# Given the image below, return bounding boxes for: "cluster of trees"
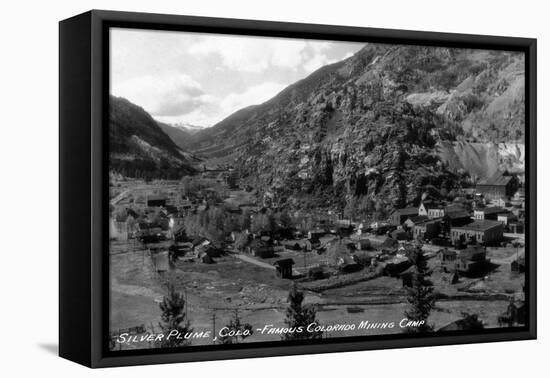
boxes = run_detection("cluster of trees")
[184,206,235,246]
[184,204,299,246]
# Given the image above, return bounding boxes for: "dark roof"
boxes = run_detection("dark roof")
[414,218,440,227]
[458,245,487,261]
[147,194,167,201]
[407,215,429,224]
[274,258,295,267]
[138,222,161,230]
[393,207,418,216]
[439,249,457,256]
[445,209,471,219]
[191,236,207,246]
[477,172,513,186]
[452,220,502,232]
[248,239,269,249]
[476,206,507,215]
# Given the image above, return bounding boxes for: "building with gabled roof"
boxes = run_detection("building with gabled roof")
[390,207,419,226]
[476,172,518,200]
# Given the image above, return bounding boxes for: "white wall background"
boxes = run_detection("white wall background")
[0,0,546,376]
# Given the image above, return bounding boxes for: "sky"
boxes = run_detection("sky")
[110,28,364,127]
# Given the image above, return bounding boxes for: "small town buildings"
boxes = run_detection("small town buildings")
[308,229,326,241]
[274,259,294,279]
[508,222,525,234]
[169,242,194,258]
[198,252,214,264]
[247,239,274,258]
[444,206,472,227]
[195,244,223,259]
[497,213,518,226]
[391,229,410,241]
[413,219,440,240]
[511,256,525,273]
[438,249,458,272]
[384,256,411,277]
[335,224,354,237]
[379,236,398,251]
[403,215,429,230]
[152,251,170,273]
[147,195,167,207]
[390,207,419,226]
[282,239,312,251]
[418,200,444,218]
[400,266,417,287]
[427,205,445,219]
[499,298,526,326]
[476,172,518,200]
[109,216,132,241]
[455,245,490,275]
[473,206,508,220]
[450,220,504,246]
[137,222,163,237]
[308,267,326,280]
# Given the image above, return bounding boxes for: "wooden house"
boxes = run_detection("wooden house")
[390,207,419,226]
[413,219,440,240]
[476,172,518,200]
[247,239,274,258]
[274,259,295,279]
[438,249,458,272]
[455,245,490,275]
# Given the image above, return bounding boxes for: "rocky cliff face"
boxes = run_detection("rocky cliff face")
[438,141,524,181]
[188,44,525,211]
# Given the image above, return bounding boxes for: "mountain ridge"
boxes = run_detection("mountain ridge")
[109,95,197,180]
[182,43,525,211]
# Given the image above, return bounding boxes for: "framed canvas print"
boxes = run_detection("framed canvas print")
[59,10,537,368]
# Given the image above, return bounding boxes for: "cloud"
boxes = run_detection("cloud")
[112,74,207,117]
[220,82,286,115]
[110,28,365,126]
[155,82,287,127]
[189,36,308,73]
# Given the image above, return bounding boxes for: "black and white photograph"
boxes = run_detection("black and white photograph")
[2,0,548,375]
[107,27,529,351]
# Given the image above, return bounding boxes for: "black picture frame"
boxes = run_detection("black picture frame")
[59,9,537,368]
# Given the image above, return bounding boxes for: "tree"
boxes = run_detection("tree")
[158,285,192,348]
[404,245,436,333]
[219,310,253,344]
[283,284,322,340]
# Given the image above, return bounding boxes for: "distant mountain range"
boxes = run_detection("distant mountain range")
[110,43,525,211]
[109,96,198,180]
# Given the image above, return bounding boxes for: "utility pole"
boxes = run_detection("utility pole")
[211,312,216,345]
